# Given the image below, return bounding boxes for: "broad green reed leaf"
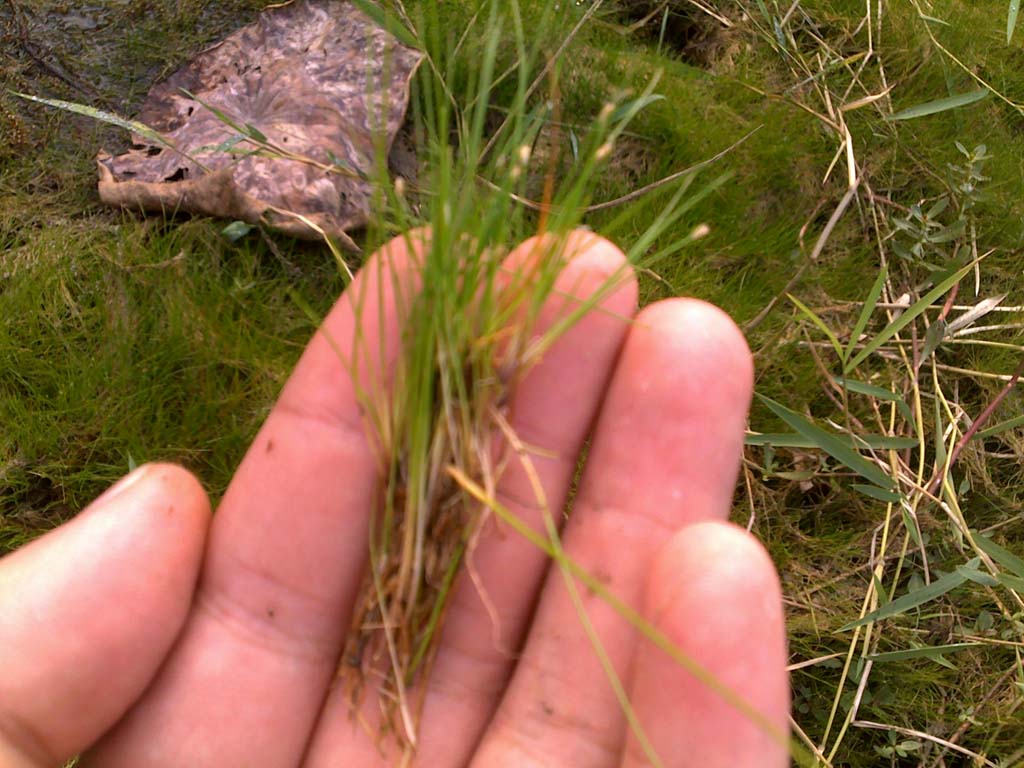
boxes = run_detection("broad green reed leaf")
[886,89,989,121]
[1009,0,1021,43]
[844,261,976,372]
[844,264,888,364]
[972,531,1024,579]
[834,376,901,401]
[835,377,915,423]
[902,507,924,549]
[852,484,903,503]
[956,563,998,587]
[755,394,896,489]
[977,414,1024,439]
[872,573,890,609]
[745,433,917,450]
[840,563,974,630]
[998,573,1024,592]
[867,642,981,663]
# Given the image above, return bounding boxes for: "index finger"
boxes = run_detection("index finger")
[84,230,427,767]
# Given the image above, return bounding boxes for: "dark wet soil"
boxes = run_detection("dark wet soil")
[0,0,265,162]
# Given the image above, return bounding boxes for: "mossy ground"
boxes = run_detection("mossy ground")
[2,0,1023,764]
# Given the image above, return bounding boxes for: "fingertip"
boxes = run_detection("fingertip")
[129,462,211,571]
[635,298,754,404]
[581,298,752,532]
[648,521,783,637]
[625,521,789,768]
[132,461,212,517]
[376,225,432,266]
[504,229,634,289]
[562,227,625,264]
[81,463,211,577]
[561,229,638,309]
[0,463,211,766]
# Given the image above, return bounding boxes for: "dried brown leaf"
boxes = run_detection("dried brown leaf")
[97,0,423,244]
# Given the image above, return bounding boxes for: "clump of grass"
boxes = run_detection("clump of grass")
[724,0,1024,763]
[333,0,728,752]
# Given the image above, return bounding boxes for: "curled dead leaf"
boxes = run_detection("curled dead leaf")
[97,0,423,246]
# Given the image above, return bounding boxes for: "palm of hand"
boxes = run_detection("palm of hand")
[0,231,787,768]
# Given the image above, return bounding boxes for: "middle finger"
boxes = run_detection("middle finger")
[303,230,637,767]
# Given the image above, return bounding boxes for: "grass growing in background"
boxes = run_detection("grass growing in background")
[3,0,1024,764]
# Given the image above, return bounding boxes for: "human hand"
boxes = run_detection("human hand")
[0,230,789,767]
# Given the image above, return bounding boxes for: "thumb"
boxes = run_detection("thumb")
[0,463,210,767]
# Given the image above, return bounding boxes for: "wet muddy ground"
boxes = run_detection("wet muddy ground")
[0,0,265,178]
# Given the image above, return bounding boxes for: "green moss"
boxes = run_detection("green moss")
[0,217,341,535]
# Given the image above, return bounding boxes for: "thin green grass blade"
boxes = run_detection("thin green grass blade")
[934,395,948,467]
[1009,0,1021,43]
[886,89,990,121]
[845,261,975,372]
[181,91,253,146]
[347,0,422,49]
[788,294,843,359]
[755,394,896,489]
[867,642,981,663]
[610,93,665,123]
[639,173,733,269]
[406,537,466,681]
[541,494,663,767]
[844,265,887,364]
[12,91,166,146]
[244,122,268,143]
[840,565,972,630]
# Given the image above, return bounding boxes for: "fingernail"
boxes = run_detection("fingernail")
[93,464,154,507]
